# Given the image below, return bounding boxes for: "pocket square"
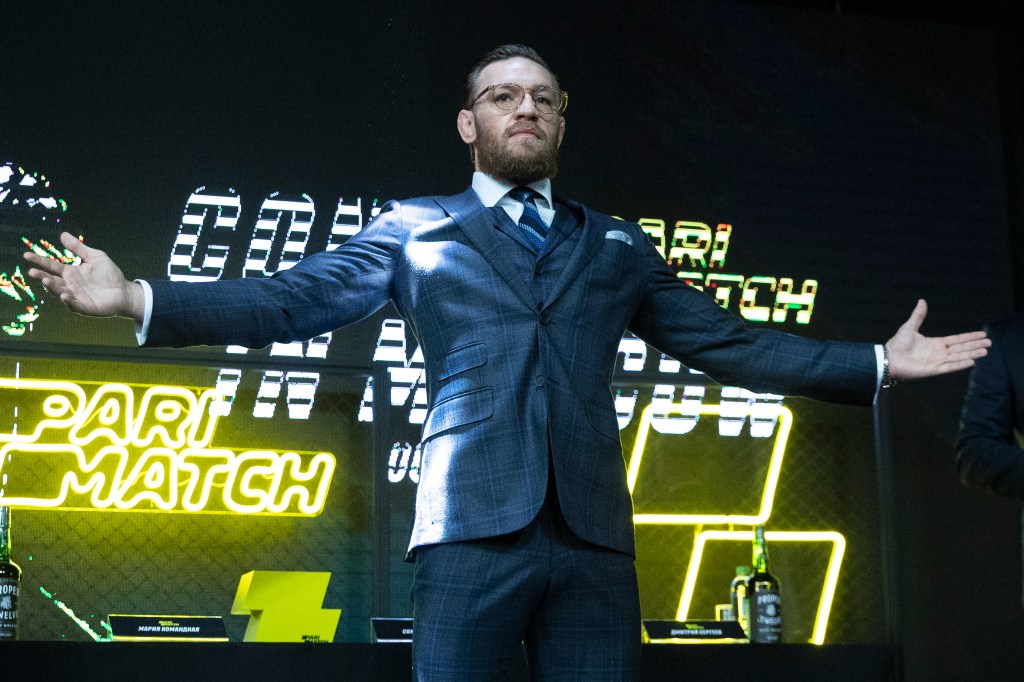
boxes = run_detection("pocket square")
[605,230,633,246]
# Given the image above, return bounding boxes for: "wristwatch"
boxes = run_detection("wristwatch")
[881,344,897,388]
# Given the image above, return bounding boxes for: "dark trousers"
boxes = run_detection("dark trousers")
[410,488,641,681]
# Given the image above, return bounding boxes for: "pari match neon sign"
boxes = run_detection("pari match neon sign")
[0,378,336,515]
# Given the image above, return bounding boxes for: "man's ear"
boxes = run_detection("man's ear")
[457,109,477,144]
[557,116,565,148]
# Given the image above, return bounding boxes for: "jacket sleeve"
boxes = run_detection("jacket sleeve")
[143,200,405,349]
[627,233,878,405]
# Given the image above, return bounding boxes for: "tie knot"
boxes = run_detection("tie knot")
[507,186,548,251]
[508,186,539,207]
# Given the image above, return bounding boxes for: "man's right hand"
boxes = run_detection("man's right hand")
[23,231,145,323]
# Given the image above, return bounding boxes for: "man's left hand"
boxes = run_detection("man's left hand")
[887,299,990,380]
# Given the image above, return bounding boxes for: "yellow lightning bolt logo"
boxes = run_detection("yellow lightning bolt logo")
[231,571,340,642]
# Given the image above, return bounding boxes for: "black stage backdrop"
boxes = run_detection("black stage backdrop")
[0,1,1018,678]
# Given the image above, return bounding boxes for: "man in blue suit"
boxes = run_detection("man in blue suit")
[26,44,989,681]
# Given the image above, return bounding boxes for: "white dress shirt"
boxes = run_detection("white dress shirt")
[472,171,554,227]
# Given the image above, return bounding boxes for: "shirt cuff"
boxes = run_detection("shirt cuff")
[134,279,153,346]
[873,343,884,403]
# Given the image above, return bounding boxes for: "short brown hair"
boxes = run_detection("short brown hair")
[462,44,559,109]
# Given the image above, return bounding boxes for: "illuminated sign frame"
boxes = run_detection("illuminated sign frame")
[676,529,846,645]
[626,401,792,525]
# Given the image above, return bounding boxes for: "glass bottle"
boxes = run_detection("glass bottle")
[745,525,781,643]
[0,506,22,640]
[730,565,752,634]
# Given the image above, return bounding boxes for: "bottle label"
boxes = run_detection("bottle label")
[0,577,19,640]
[749,589,781,643]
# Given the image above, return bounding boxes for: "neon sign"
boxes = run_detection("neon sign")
[627,402,792,526]
[626,401,846,644]
[0,266,39,337]
[166,187,818,325]
[0,378,335,515]
[0,162,70,338]
[676,530,846,645]
[636,219,817,324]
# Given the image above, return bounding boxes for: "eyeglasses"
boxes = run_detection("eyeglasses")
[471,83,568,117]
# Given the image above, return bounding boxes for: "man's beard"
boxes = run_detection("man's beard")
[475,125,559,185]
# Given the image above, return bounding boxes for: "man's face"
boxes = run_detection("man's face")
[457,57,565,185]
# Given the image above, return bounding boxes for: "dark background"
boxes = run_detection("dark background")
[2,1,1022,679]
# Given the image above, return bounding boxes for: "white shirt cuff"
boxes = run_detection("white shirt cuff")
[873,343,884,403]
[134,279,153,346]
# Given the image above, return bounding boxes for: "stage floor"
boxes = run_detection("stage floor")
[7,641,895,681]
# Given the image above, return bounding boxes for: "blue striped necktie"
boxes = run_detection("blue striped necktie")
[508,186,549,251]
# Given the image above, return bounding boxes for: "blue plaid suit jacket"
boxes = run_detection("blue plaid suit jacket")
[145,187,877,556]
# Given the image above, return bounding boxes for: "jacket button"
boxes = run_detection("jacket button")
[540,312,551,325]
[536,375,546,386]
[536,302,544,311]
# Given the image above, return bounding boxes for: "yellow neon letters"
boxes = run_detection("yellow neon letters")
[0,378,335,515]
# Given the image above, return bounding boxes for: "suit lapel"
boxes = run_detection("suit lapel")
[491,205,543,255]
[434,189,537,311]
[435,190,608,314]
[543,199,606,309]
[537,202,573,259]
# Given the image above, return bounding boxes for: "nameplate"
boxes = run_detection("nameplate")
[108,614,229,642]
[643,619,747,643]
[370,617,413,643]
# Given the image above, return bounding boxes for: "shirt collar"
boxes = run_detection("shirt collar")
[472,172,553,210]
